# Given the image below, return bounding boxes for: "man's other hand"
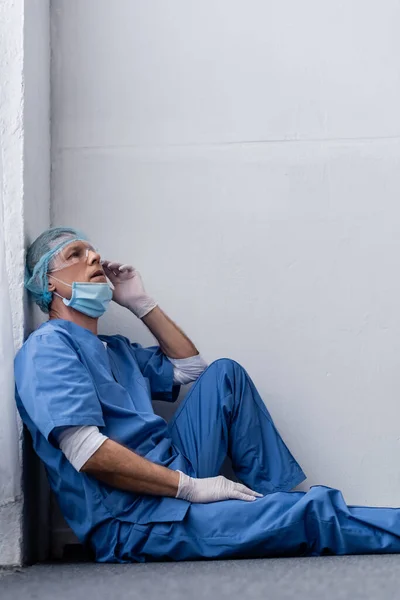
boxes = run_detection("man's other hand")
[176,471,263,503]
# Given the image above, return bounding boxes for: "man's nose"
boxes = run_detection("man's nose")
[87,249,101,264]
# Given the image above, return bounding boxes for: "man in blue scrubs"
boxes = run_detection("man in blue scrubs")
[15,227,400,562]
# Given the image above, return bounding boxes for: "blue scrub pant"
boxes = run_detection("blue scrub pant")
[118,359,400,561]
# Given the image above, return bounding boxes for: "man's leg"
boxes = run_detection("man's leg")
[168,358,306,494]
[118,486,400,562]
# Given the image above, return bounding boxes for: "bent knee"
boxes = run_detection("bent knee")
[206,357,246,375]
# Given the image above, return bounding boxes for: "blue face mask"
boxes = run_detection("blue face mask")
[49,276,113,318]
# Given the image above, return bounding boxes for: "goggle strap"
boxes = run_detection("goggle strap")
[48,274,72,288]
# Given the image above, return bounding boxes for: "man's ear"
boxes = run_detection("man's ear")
[47,277,56,292]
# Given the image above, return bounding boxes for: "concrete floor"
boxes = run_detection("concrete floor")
[1,556,400,600]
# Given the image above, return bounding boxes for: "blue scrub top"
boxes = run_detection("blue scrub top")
[14,319,191,544]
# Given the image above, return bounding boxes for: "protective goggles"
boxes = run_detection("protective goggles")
[48,241,100,273]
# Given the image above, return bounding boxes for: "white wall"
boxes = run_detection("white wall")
[0,0,26,566]
[0,0,50,566]
[52,0,400,506]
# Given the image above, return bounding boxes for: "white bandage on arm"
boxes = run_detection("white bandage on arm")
[56,425,109,472]
[168,354,208,385]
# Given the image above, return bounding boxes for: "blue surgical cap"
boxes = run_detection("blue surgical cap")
[25,227,90,313]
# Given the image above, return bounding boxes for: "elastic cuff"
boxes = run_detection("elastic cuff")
[175,470,191,500]
[131,298,158,319]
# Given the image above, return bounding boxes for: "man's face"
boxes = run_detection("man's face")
[48,240,107,299]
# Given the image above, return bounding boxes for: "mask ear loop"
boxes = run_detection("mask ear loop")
[47,274,72,301]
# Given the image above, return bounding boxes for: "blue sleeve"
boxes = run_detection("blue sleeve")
[14,332,105,442]
[130,343,180,402]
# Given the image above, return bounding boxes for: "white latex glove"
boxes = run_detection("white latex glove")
[176,471,263,503]
[101,261,158,319]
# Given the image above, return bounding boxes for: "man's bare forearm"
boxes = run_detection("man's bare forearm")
[141,305,198,359]
[80,438,180,496]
